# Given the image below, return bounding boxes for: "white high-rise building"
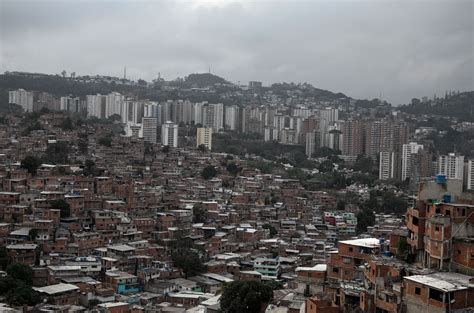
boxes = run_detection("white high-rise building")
[305,132,318,157]
[202,103,224,132]
[144,102,159,118]
[182,100,194,124]
[193,102,206,125]
[196,127,213,150]
[438,153,464,180]
[273,115,286,131]
[264,127,279,142]
[467,160,474,190]
[105,92,124,118]
[379,151,397,180]
[142,117,158,143]
[401,142,424,181]
[86,94,106,119]
[60,96,82,113]
[161,121,178,148]
[124,122,143,138]
[225,105,239,131]
[122,101,144,124]
[9,89,34,112]
[319,107,339,147]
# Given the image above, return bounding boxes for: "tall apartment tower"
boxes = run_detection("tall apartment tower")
[401,142,424,181]
[438,153,464,180]
[365,120,408,159]
[379,151,397,180]
[467,160,474,190]
[319,108,339,148]
[142,117,158,143]
[161,121,178,148]
[305,131,319,157]
[122,101,145,124]
[9,89,34,112]
[225,105,239,131]
[196,127,213,150]
[105,92,124,118]
[86,94,106,119]
[60,96,83,114]
[340,119,364,156]
[202,103,224,132]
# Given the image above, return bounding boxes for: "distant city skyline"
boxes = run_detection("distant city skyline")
[1,0,472,105]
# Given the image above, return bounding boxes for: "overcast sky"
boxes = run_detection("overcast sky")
[1,0,472,104]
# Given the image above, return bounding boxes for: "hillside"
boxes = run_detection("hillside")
[400,91,474,121]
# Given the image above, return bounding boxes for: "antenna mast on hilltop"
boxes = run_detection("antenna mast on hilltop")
[124,66,127,80]
[208,66,211,74]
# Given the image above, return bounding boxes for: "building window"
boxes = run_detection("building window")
[428,288,443,302]
[415,287,421,295]
[348,247,353,252]
[435,226,440,232]
[332,267,339,273]
[462,208,466,216]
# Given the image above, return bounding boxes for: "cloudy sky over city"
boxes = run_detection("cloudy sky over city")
[1,0,472,104]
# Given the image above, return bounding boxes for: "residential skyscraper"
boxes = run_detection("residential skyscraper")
[319,107,339,147]
[305,131,319,157]
[60,96,82,114]
[379,151,397,180]
[161,121,178,148]
[142,117,158,143]
[467,160,474,190]
[340,119,364,156]
[9,89,34,112]
[438,153,464,180]
[225,105,239,131]
[86,94,106,119]
[401,142,424,181]
[105,92,124,118]
[196,127,213,150]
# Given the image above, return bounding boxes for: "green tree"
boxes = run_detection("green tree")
[162,145,170,154]
[50,199,71,218]
[20,155,42,175]
[337,200,346,211]
[201,165,217,180]
[0,246,9,270]
[98,136,112,147]
[44,142,70,164]
[0,264,40,306]
[7,263,33,285]
[29,228,38,241]
[396,236,410,261]
[353,156,374,173]
[226,163,241,176]
[61,117,74,130]
[356,208,375,233]
[193,203,207,223]
[220,281,273,313]
[83,159,97,176]
[171,248,206,278]
[78,133,89,154]
[262,224,277,238]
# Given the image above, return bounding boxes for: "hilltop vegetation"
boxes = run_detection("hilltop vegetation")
[400,91,474,122]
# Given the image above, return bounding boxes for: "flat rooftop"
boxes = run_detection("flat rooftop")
[404,272,472,292]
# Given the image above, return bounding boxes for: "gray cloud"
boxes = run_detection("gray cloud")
[1,0,472,104]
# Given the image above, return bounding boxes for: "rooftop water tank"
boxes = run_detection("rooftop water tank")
[436,174,446,184]
[443,194,451,203]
